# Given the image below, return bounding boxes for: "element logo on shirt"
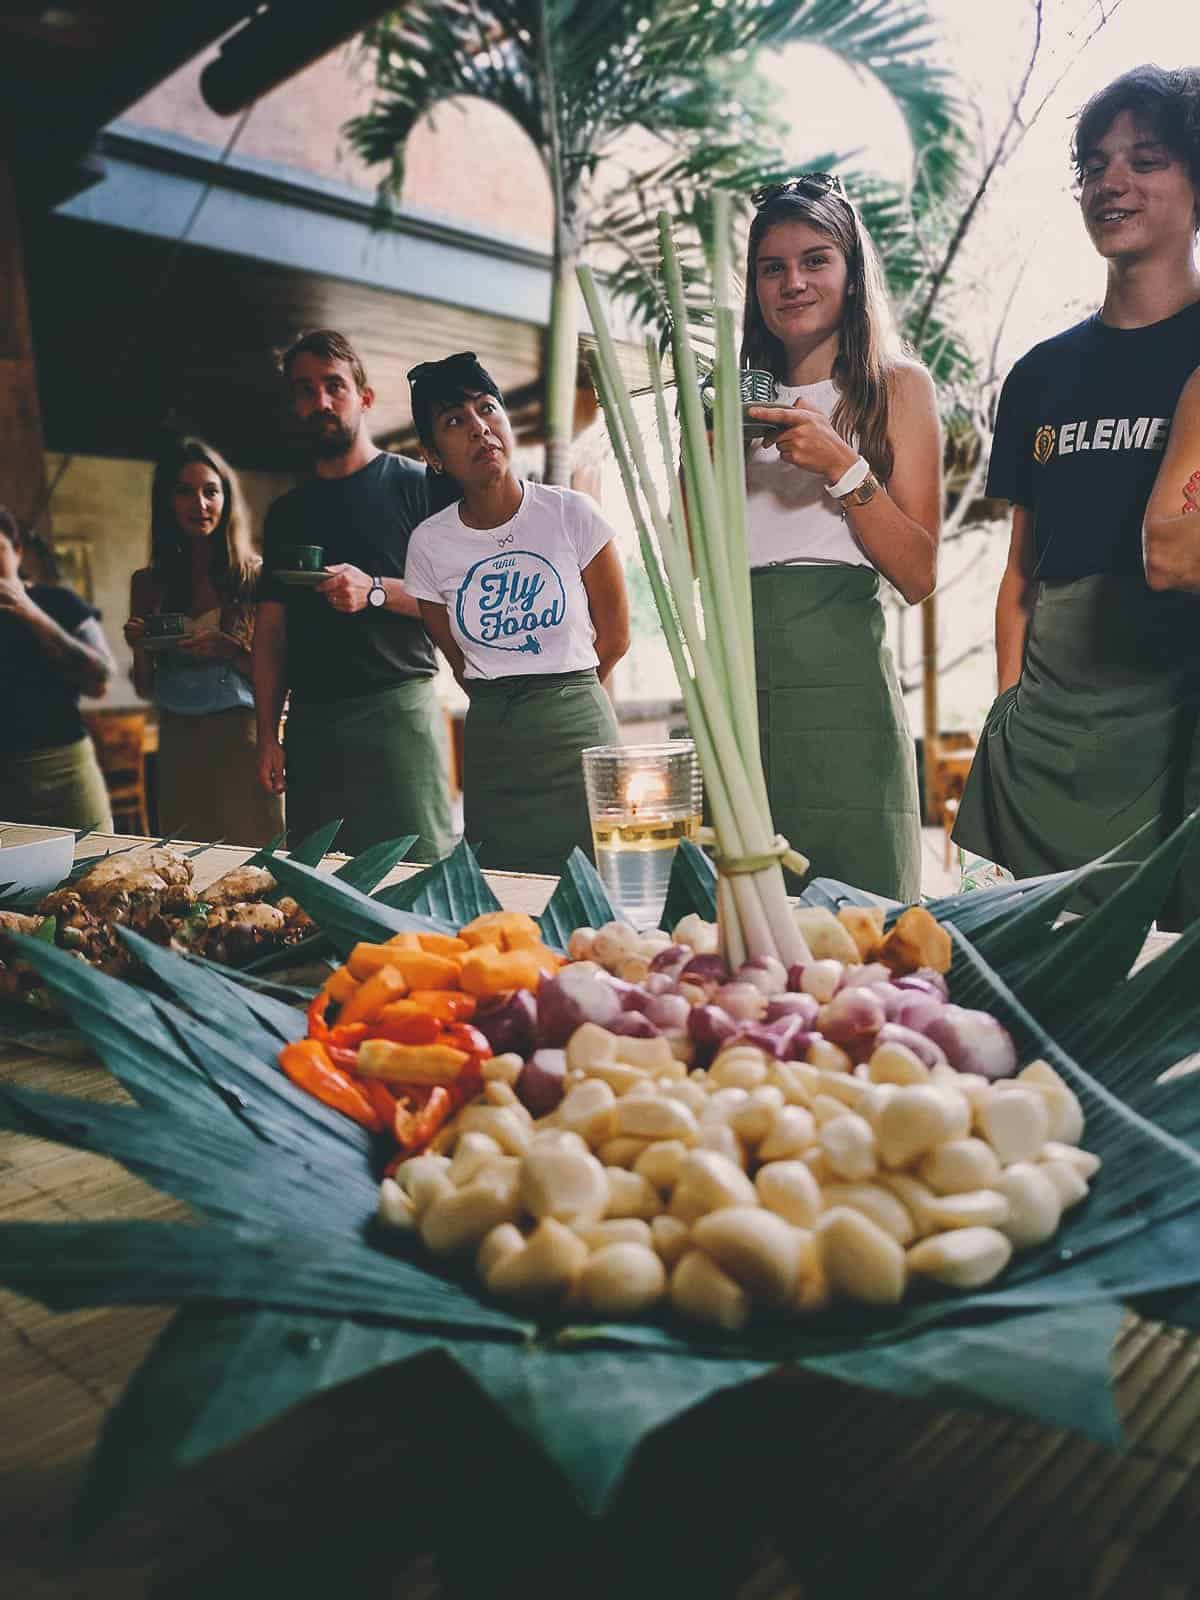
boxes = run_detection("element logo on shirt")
[1033,425,1056,466]
[456,549,566,656]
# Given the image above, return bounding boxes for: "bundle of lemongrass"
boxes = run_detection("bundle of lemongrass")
[578,197,809,971]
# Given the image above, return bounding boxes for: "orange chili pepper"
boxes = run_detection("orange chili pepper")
[306,991,332,1042]
[327,1021,369,1050]
[279,1039,384,1132]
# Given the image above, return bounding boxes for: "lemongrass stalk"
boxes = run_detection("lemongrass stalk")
[656,213,742,719]
[591,334,772,961]
[710,192,766,791]
[579,262,801,966]
[585,345,775,957]
[655,221,805,963]
[644,342,780,960]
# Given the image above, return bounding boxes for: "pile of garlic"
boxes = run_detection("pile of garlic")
[377,1021,1100,1329]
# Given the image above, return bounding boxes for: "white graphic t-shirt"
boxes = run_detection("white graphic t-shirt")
[404,481,615,680]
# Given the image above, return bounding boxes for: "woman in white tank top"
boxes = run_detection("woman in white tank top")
[738,175,943,900]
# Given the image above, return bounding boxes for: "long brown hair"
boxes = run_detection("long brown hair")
[741,188,901,482]
[149,437,258,608]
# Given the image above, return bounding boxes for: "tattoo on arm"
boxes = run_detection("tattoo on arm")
[1184,470,1199,515]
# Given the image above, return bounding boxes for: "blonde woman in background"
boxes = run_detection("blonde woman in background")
[125,438,283,845]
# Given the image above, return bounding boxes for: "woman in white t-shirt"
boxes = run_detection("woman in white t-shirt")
[404,352,629,874]
[739,175,942,901]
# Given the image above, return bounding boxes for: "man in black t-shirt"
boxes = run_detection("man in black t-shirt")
[253,330,455,858]
[954,65,1200,925]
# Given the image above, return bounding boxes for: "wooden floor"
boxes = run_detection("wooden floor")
[2,836,1199,1597]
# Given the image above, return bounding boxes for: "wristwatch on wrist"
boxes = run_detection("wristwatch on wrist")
[835,472,880,512]
[367,576,387,609]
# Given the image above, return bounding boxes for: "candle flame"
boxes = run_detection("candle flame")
[626,769,667,815]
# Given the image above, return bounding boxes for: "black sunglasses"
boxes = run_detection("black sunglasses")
[407,351,479,387]
[750,172,845,209]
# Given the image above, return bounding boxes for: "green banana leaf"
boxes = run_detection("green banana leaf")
[3,820,1200,1539]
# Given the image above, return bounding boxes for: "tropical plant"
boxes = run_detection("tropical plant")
[347,0,966,482]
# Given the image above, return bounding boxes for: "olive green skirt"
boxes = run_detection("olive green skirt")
[953,575,1200,928]
[284,679,453,863]
[463,669,618,876]
[0,735,113,833]
[752,563,921,902]
[158,706,283,848]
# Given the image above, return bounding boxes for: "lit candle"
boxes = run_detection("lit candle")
[582,742,702,928]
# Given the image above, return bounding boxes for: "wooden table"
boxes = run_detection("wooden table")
[3,834,1200,1598]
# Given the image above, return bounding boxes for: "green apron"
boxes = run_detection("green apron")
[0,736,113,833]
[953,575,1200,928]
[752,563,921,902]
[464,669,618,876]
[284,679,453,863]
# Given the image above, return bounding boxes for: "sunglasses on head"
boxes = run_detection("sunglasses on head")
[750,172,845,209]
[407,351,479,387]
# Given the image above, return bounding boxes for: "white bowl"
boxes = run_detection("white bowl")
[0,825,76,901]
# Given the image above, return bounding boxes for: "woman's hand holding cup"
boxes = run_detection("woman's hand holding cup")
[746,396,860,482]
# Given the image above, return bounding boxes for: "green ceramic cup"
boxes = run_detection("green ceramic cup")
[284,545,325,572]
[145,611,188,639]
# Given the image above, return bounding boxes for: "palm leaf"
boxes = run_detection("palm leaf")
[538,847,623,950]
[373,837,501,923]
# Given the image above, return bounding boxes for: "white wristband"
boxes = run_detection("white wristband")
[826,455,870,499]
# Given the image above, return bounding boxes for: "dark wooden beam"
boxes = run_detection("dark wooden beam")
[0,152,49,537]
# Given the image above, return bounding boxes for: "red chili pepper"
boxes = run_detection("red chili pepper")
[326,1044,362,1074]
[370,1007,442,1046]
[442,1021,492,1060]
[393,1083,455,1154]
[327,1021,369,1050]
[362,1077,400,1127]
[279,1039,384,1132]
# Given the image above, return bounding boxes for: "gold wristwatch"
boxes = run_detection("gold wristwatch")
[836,472,879,511]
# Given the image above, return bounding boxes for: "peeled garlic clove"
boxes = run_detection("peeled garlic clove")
[877,1085,957,1168]
[907,1226,1013,1289]
[806,1037,853,1073]
[820,1182,914,1244]
[729,1086,786,1145]
[558,1078,618,1144]
[811,1093,851,1128]
[633,1138,689,1191]
[693,1206,804,1306]
[977,1088,1050,1165]
[992,1162,1063,1248]
[650,1213,690,1270]
[758,1104,818,1160]
[670,1149,758,1221]
[922,1188,1010,1230]
[519,1143,609,1227]
[577,1218,654,1251]
[449,1131,504,1186]
[487,1217,588,1303]
[604,1166,660,1220]
[816,1205,907,1305]
[477,1221,526,1280]
[756,1159,824,1228]
[877,1172,938,1236]
[1041,1141,1101,1180]
[577,1242,666,1316]
[768,1060,821,1105]
[710,1050,769,1090]
[377,1177,417,1231]
[792,1230,833,1313]
[613,1094,701,1144]
[422,1161,523,1256]
[596,1135,650,1169]
[1039,1158,1089,1210]
[819,1112,878,1181]
[817,1069,870,1109]
[919,1137,1002,1195]
[868,1042,931,1086]
[696,1118,746,1166]
[670,1248,751,1330]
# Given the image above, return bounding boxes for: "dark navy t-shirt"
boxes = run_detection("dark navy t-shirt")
[986,300,1200,580]
[1,585,94,754]
[260,453,456,707]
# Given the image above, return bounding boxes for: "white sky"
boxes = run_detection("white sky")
[770,0,1200,368]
